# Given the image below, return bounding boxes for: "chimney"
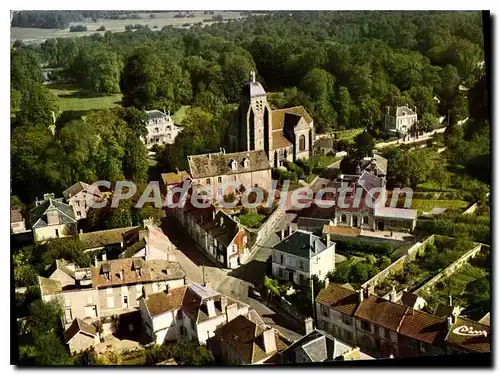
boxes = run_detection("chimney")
[446,316,454,330]
[119,269,124,280]
[204,280,212,290]
[142,286,148,299]
[262,328,277,354]
[389,285,397,302]
[175,167,180,174]
[165,284,170,294]
[221,296,228,312]
[79,229,83,234]
[226,303,238,323]
[326,231,331,248]
[356,164,361,175]
[358,289,364,302]
[206,299,216,318]
[324,277,329,289]
[304,317,314,335]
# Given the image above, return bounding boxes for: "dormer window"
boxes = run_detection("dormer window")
[230,159,237,171]
[104,272,110,281]
[242,158,250,169]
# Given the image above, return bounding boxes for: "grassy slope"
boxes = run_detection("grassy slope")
[171,105,190,125]
[47,82,122,112]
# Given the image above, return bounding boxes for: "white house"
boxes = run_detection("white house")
[384,105,418,135]
[63,181,104,221]
[119,223,176,262]
[143,110,183,148]
[139,283,250,345]
[271,230,336,284]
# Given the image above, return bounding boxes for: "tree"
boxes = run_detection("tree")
[407,85,438,117]
[300,68,334,103]
[41,237,92,267]
[16,80,59,127]
[359,97,381,133]
[354,131,375,157]
[335,86,353,128]
[221,52,256,102]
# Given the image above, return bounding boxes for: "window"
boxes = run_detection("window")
[206,178,211,184]
[363,216,369,224]
[232,175,237,181]
[55,229,59,237]
[346,330,353,341]
[299,260,304,270]
[243,236,248,245]
[123,295,129,308]
[341,214,347,223]
[278,268,284,277]
[76,201,80,207]
[180,326,187,336]
[218,176,222,183]
[320,304,329,317]
[299,135,306,151]
[385,328,391,339]
[177,310,183,320]
[280,254,284,264]
[64,308,72,324]
[419,342,427,353]
[341,315,352,326]
[360,321,371,332]
[167,133,171,140]
[155,127,159,133]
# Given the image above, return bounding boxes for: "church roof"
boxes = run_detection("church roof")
[242,80,267,98]
[272,131,292,150]
[272,106,313,131]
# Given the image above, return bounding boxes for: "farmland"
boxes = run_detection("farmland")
[11,11,245,44]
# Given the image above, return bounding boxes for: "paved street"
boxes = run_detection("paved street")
[161,216,302,342]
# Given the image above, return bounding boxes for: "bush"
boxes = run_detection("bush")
[335,238,393,257]
[69,24,87,32]
[96,26,105,31]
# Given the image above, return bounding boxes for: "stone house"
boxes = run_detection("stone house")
[139,283,250,345]
[160,169,191,196]
[384,105,418,136]
[188,149,272,198]
[331,171,417,232]
[79,226,137,261]
[315,282,457,358]
[143,110,183,148]
[39,258,186,331]
[358,154,388,178]
[119,224,176,262]
[227,71,314,167]
[11,209,27,234]
[63,181,104,221]
[207,310,289,364]
[63,318,99,355]
[29,193,77,243]
[271,230,336,284]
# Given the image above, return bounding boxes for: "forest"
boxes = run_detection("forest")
[11,11,488,207]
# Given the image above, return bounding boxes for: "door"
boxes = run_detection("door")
[123,295,129,308]
[378,221,384,231]
[353,216,358,227]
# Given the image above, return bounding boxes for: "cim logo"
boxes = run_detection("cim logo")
[452,325,488,337]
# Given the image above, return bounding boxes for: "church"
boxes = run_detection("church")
[227,71,315,167]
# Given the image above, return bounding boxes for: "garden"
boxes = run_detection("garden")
[374,235,477,296]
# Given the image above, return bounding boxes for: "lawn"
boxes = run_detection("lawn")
[410,199,469,212]
[172,105,190,125]
[238,212,266,229]
[330,128,364,142]
[47,82,122,113]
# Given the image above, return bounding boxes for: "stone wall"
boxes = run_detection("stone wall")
[415,243,484,295]
[245,205,285,258]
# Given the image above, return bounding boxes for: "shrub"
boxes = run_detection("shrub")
[69,24,87,32]
[96,26,105,31]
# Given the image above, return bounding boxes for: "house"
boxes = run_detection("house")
[315,137,336,155]
[331,171,417,232]
[79,226,137,261]
[445,316,490,354]
[271,229,335,284]
[276,329,373,363]
[11,209,27,233]
[119,224,176,262]
[29,193,78,243]
[357,153,388,177]
[315,282,470,358]
[63,318,99,355]
[160,169,191,195]
[207,311,290,364]
[187,149,272,198]
[227,71,315,167]
[40,258,186,330]
[384,105,418,136]
[143,109,182,148]
[139,283,250,345]
[63,181,104,220]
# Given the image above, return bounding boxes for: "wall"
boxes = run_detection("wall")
[247,205,285,258]
[310,245,335,280]
[43,288,99,329]
[415,243,484,295]
[315,303,357,345]
[152,310,177,344]
[34,223,77,243]
[196,304,249,344]
[68,333,98,355]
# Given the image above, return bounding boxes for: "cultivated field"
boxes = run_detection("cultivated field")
[11,11,245,44]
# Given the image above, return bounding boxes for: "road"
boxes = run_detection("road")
[161,217,302,342]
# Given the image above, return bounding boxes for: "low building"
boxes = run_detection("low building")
[445,316,490,354]
[171,203,250,269]
[384,105,418,135]
[315,282,488,358]
[40,258,186,331]
[29,193,77,243]
[139,283,250,345]
[271,229,335,284]
[207,311,290,364]
[314,137,336,155]
[11,209,27,233]
[79,226,137,261]
[276,329,373,363]
[188,149,272,199]
[63,181,104,220]
[63,318,99,355]
[143,110,182,148]
[160,170,191,195]
[358,153,388,178]
[120,224,176,262]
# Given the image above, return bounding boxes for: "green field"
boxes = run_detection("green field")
[47,82,122,113]
[410,199,469,212]
[11,11,246,44]
[331,128,364,142]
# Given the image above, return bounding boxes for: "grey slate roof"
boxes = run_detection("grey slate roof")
[146,109,169,120]
[297,217,332,233]
[188,150,270,179]
[360,154,388,176]
[62,181,94,199]
[29,198,77,228]
[273,230,328,259]
[396,105,416,117]
[242,80,267,98]
[374,207,417,220]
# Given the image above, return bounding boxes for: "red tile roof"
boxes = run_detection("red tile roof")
[445,317,490,353]
[316,283,360,316]
[354,295,408,332]
[398,309,446,345]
